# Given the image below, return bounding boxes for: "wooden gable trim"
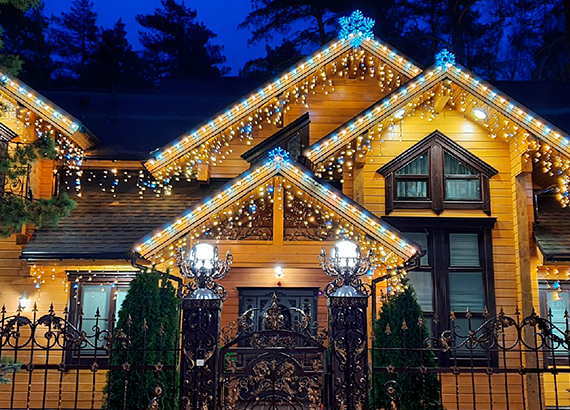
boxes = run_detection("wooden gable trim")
[377,130,498,215]
[241,113,310,164]
[134,154,420,263]
[144,36,423,176]
[0,71,97,149]
[377,130,498,177]
[304,63,570,165]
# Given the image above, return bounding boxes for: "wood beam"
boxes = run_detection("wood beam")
[273,177,284,245]
[197,161,211,185]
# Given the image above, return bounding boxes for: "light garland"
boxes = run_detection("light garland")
[0,71,84,137]
[144,31,422,179]
[304,51,570,206]
[135,149,419,265]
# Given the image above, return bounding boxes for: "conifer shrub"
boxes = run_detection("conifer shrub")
[104,269,179,410]
[372,281,443,409]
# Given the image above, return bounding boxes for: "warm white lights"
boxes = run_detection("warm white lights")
[275,266,283,278]
[394,109,406,119]
[473,109,487,120]
[191,243,215,270]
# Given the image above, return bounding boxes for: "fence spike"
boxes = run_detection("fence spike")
[401,319,408,331]
[385,324,391,335]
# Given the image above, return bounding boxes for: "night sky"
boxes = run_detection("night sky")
[44,0,272,75]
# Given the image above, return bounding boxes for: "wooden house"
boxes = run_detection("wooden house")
[1,13,570,409]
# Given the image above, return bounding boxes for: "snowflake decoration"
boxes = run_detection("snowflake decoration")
[435,49,456,67]
[268,147,290,163]
[339,10,375,48]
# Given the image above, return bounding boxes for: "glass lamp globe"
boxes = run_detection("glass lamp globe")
[332,240,359,268]
[191,243,215,270]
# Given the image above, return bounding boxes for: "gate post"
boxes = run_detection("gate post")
[176,244,233,410]
[320,242,372,410]
[328,295,370,410]
[179,298,222,409]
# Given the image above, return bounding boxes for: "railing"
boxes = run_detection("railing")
[0,304,179,410]
[2,303,570,410]
[371,308,570,410]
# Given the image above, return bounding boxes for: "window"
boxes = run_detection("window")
[385,217,496,346]
[540,282,570,363]
[238,287,318,333]
[378,131,498,215]
[67,272,134,362]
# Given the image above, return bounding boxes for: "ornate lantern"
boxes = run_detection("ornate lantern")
[319,240,372,297]
[176,243,233,300]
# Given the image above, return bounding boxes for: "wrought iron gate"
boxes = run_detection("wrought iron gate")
[217,293,329,409]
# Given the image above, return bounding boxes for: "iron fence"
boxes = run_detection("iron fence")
[371,308,570,410]
[0,304,180,410]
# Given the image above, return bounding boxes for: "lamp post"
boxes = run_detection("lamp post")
[176,242,233,300]
[320,240,371,410]
[176,243,232,409]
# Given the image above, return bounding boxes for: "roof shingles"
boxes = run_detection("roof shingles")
[22,182,225,260]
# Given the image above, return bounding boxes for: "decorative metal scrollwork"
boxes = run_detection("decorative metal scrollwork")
[319,241,372,297]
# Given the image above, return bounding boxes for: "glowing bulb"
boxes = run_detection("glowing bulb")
[394,109,406,119]
[473,109,487,120]
[275,266,283,278]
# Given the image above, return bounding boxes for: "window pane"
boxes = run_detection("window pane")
[449,272,485,312]
[114,288,128,323]
[547,291,569,352]
[450,233,480,266]
[397,180,427,198]
[82,284,112,333]
[405,232,429,266]
[396,154,428,175]
[444,152,476,175]
[407,271,433,312]
[446,179,481,200]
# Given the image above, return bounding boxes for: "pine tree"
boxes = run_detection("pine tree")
[104,270,179,410]
[85,19,146,89]
[0,0,41,75]
[240,40,302,78]
[136,0,228,81]
[372,281,442,410]
[50,0,98,84]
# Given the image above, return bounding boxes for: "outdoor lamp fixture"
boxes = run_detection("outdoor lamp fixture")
[176,243,233,300]
[319,240,372,297]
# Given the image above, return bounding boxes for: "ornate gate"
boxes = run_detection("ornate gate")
[217,293,329,409]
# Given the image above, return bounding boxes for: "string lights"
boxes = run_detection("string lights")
[144,34,421,179]
[134,148,419,270]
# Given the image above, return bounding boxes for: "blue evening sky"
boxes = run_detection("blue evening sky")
[44,0,274,75]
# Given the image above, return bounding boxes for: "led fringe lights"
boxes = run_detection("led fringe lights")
[0,71,82,137]
[135,148,419,267]
[145,17,422,179]
[305,49,570,206]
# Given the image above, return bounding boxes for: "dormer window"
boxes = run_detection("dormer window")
[378,131,498,215]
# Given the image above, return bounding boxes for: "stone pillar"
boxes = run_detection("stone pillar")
[179,298,222,410]
[328,295,369,410]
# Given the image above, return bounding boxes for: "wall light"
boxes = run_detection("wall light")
[473,109,487,120]
[19,292,30,310]
[275,266,283,278]
[394,109,406,119]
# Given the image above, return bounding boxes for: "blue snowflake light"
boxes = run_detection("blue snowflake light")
[435,49,456,67]
[339,10,375,48]
[268,147,290,163]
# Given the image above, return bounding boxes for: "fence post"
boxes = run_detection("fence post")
[179,298,222,410]
[328,295,370,410]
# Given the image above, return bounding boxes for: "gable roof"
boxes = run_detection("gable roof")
[143,36,422,176]
[134,149,420,264]
[0,70,97,150]
[304,60,570,166]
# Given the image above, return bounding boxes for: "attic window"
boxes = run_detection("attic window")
[378,131,498,215]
